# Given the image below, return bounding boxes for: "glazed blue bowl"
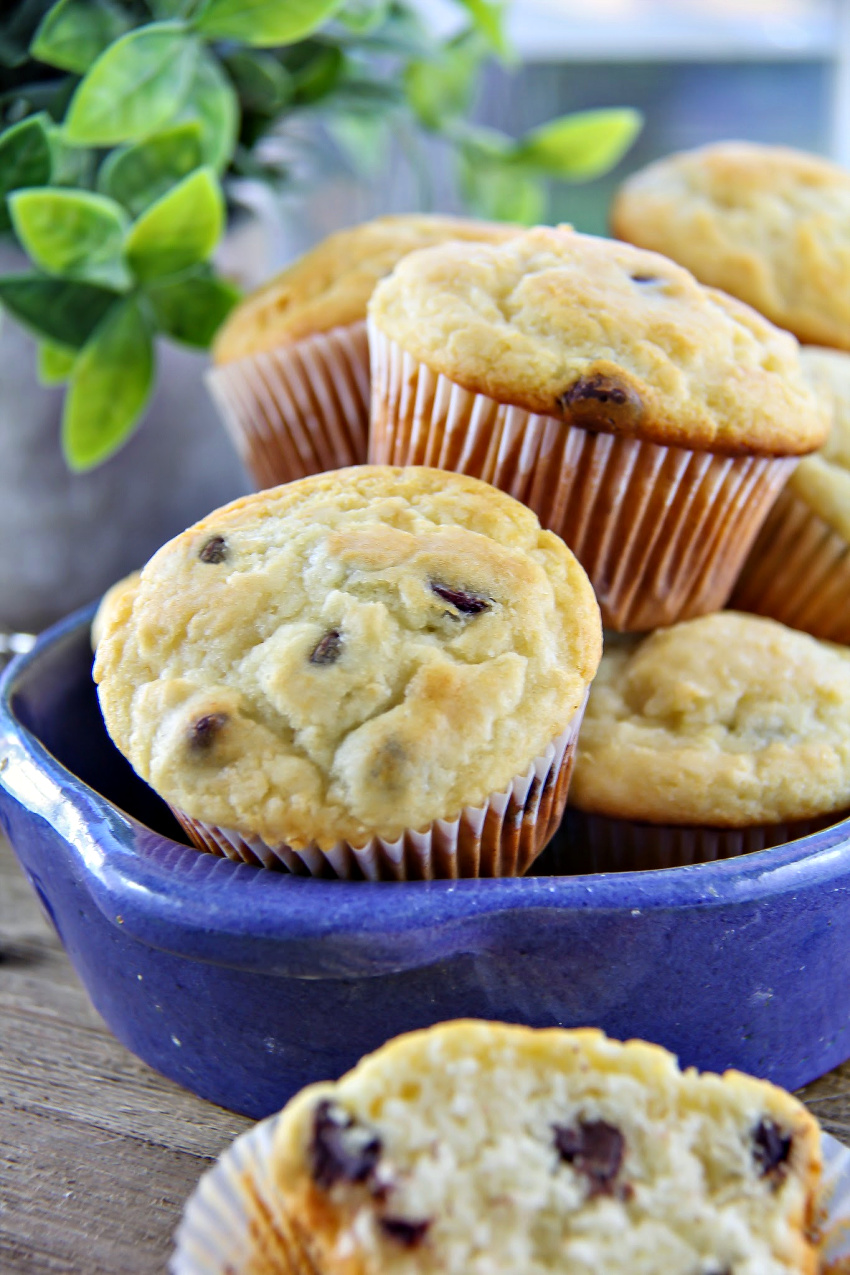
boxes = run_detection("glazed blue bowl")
[2,605,850,1118]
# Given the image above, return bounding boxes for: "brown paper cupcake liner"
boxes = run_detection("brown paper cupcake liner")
[207,320,370,490]
[560,806,850,873]
[367,325,796,631]
[171,699,586,881]
[731,486,850,644]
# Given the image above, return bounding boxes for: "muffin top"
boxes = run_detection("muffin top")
[90,570,141,651]
[94,467,601,849]
[212,214,518,364]
[368,226,825,456]
[790,347,850,542]
[570,612,850,826]
[611,141,850,351]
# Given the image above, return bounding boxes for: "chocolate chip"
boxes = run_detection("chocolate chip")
[310,629,342,666]
[630,273,658,283]
[430,582,491,615]
[309,1100,382,1190]
[554,1119,625,1195]
[189,712,228,751]
[379,1217,431,1247]
[199,535,227,564]
[555,373,644,433]
[752,1119,792,1180]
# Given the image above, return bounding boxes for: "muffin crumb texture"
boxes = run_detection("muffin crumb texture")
[269,1020,821,1275]
[791,348,850,542]
[611,141,850,351]
[571,612,850,826]
[93,467,600,849]
[367,225,826,456]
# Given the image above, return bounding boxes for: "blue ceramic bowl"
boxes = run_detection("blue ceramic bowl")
[2,605,850,1118]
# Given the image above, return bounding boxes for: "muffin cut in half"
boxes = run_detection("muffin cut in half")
[611,141,850,350]
[367,226,826,631]
[208,215,518,490]
[252,1020,822,1275]
[568,611,850,870]
[733,346,850,644]
[94,466,600,879]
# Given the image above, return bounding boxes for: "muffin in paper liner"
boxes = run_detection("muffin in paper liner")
[731,486,850,646]
[207,321,370,491]
[367,325,796,632]
[561,807,850,874]
[170,704,584,882]
[169,1113,850,1275]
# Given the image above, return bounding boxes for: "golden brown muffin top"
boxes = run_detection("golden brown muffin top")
[611,141,850,351]
[368,226,826,457]
[571,611,850,826]
[94,467,601,850]
[212,214,519,363]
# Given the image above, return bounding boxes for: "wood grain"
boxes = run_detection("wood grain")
[1,827,849,1273]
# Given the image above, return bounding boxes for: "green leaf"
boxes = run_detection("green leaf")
[10,188,130,290]
[146,270,239,347]
[455,0,510,59]
[64,22,198,146]
[290,44,344,103]
[149,0,197,14]
[30,0,131,75]
[223,49,293,115]
[0,114,52,233]
[458,150,545,224]
[178,50,239,173]
[513,108,642,181]
[97,121,204,216]
[336,0,390,34]
[37,340,77,385]
[405,32,483,131]
[328,111,392,178]
[0,275,120,348]
[63,300,154,470]
[193,0,345,45]
[125,167,224,282]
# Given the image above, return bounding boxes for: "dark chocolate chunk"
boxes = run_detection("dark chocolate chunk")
[310,629,343,666]
[630,273,658,283]
[379,1217,431,1247]
[752,1119,792,1179]
[430,582,491,615]
[555,373,644,433]
[553,1119,625,1195]
[189,712,228,751]
[199,535,228,564]
[309,1100,382,1190]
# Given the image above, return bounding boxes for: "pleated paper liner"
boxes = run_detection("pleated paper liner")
[558,806,850,874]
[170,1111,850,1275]
[731,486,850,645]
[367,325,797,632]
[170,704,585,882]
[207,321,370,491]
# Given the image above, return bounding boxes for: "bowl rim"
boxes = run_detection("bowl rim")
[2,603,850,975]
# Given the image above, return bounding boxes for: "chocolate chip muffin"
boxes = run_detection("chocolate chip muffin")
[208,215,519,491]
[611,141,850,350]
[367,225,826,631]
[733,346,850,644]
[94,466,601,879]
[254,1020,821,1274]
[568,611,850,869]
[90,569,141,650]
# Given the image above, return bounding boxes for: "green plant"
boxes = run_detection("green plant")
[0,0,641,470]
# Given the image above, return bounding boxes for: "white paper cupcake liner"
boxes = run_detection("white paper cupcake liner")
[170,1113,850,1275]
[563,807,850,873]
[731,486,850,645]
[171,700,586,882]
[207,321,370,490]
[368,324,797,632]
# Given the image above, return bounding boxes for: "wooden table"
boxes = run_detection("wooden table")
[2,827,850,1274]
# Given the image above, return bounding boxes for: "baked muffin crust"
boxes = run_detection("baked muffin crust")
[367,226,826,456]
[570,612,850,826]
[611,141,850,350]
[212,214,518,364]
[94,467,600,849]
[791,347,850,542]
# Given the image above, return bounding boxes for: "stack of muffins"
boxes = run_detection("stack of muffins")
[95,150,850,879]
